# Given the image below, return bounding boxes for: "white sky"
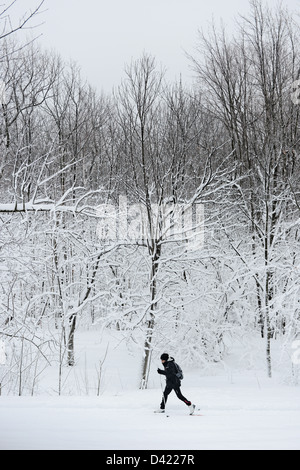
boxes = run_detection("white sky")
[7,0,300,94]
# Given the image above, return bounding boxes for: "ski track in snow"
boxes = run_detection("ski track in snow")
[0,386,300,450]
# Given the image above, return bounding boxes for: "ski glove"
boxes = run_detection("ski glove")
[157,368,164,374]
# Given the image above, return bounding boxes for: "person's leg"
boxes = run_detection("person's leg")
[174,387,191,407]
[160,385,172,410]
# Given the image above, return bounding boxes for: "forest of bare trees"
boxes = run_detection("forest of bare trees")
[0,0,300,394]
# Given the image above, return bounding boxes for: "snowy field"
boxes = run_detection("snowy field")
[0,383,300,450]
[0,330,300,450]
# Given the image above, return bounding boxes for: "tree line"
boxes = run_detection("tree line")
[0,0,300,393]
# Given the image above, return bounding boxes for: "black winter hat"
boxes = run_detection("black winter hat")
[160,353,169,361]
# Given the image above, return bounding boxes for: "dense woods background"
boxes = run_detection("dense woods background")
[1,0,300,394]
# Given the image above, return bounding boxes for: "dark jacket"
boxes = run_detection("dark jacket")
[158,357,181,387]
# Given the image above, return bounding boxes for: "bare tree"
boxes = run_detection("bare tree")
[190,0,300,377]
[0,1,45,41]
[115,54,238,388]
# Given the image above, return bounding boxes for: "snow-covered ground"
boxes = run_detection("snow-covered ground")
[1,383,299,450]
[0,329,300,450]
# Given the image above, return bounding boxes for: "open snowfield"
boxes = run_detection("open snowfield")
[0,330,300,450]
[0,381,300,450]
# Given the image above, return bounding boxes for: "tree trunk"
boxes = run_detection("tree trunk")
[265,270,272,378]
[67,314,77,367]
[140,242,161,389]
[140,317,155,390]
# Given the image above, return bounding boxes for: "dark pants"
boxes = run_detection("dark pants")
[160,384,191,410]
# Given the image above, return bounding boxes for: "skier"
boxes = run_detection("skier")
[155,353,195,415]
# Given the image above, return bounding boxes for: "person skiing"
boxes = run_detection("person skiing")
[155,353,195,415]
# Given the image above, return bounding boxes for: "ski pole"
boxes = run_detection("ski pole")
[159,374,168,416]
